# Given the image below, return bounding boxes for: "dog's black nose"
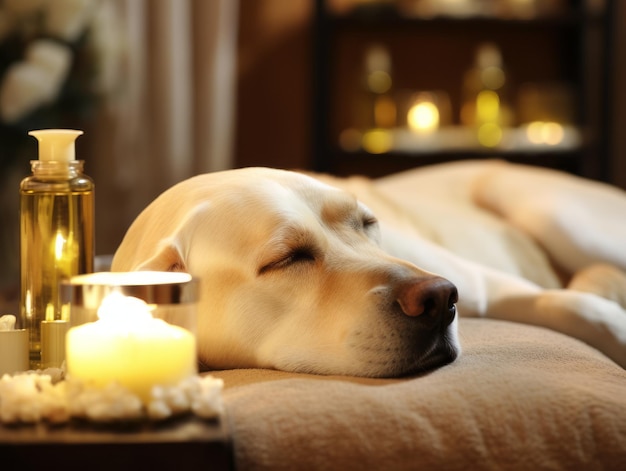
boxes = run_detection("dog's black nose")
[396,276,458,326]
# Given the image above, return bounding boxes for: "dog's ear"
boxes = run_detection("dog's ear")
[135,240,187,273]
[115,201,211,273]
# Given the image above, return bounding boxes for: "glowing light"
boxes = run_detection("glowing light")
[54,232,66,260]
[475,90,502,147]
[478,122,502,147]
[543,122,564,145]
[407,100,440,133]
[66,292,197,404]
[45,303,55,321]
[476,90,500,122]
[526,121,565,146]
[362,129,393,154]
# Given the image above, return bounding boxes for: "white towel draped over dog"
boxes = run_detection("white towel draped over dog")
[213,318,626,471]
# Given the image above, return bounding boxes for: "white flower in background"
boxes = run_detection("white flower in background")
[0,40,71,123]
[0,0,122,125]
[27,39,73,88]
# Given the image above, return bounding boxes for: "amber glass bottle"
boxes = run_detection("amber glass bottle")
[19,129,94,369]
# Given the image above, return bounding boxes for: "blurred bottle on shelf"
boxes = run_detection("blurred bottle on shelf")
[460,42,514,147]
[364,43,396,129]
[343,43,397,154]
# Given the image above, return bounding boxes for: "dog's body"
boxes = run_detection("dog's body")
[112,159,626,374]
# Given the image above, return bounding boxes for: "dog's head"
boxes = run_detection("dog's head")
[112,167,460,377]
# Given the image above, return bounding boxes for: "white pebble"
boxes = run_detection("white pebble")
[0,371,224,423]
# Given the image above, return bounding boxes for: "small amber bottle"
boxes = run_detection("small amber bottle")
[19,129,95,370]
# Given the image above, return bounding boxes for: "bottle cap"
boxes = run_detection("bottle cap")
[29,129,84,162]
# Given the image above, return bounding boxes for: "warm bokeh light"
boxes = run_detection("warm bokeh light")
[54,232,66,260]
[480,65,505,90]
[407,100,440,133]
[526,121,564,145]
[368,70,392,94]
[478,122,502,147]
[362,128,393,154]
[476,90,500,122]
[475,90,502,147]
[374,95,396,128]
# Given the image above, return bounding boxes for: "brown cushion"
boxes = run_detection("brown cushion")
[212,318,626,470]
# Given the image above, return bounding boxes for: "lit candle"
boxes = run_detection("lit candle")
[407,97,440,134]
[66,292,196,403]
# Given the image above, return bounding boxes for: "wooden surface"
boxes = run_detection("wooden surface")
[1,414,233,470]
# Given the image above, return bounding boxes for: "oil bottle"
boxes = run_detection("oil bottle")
[460,42,513,148]
[19,129,94,370]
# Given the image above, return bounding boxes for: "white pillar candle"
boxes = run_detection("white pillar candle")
[66,292,197,403]
[0,314,28,376]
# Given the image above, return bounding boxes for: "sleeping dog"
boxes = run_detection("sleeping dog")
[111,160,626,375]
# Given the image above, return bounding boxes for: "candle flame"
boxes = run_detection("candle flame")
[408,100,440,133]
[97,292,154,323]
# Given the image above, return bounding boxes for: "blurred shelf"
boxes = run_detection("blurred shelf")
[326,147,583,179]
[331,0,606,25]
[312,0,614,181]
[331,10,592,29]
[339,124,583,155]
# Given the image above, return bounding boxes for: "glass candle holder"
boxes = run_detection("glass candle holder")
[61,272,199,402]
[62,271,199,334]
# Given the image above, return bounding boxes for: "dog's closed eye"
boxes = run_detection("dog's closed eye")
[355,212,379,241]
[259,247,316,274]
[362,215,378,230]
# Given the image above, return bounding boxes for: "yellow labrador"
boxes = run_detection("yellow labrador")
[112,160,626,374]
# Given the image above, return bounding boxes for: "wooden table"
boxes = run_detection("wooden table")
[1,415,233,470]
